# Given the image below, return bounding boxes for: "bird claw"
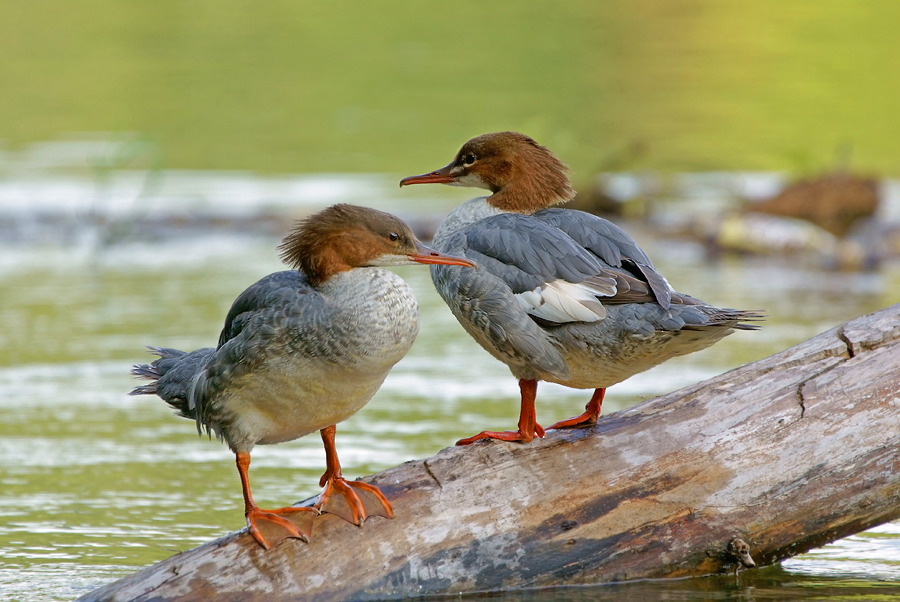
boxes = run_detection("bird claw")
[316,477,394,526]
[245,505,317,550]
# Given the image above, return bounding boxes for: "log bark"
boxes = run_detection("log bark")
[81,303,900,601]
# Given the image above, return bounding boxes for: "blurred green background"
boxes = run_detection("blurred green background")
[2,0,899,178]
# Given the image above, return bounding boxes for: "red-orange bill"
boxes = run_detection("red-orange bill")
[409,241,475,268]
[399,163,457,187]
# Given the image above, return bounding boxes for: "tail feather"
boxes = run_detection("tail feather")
[714,309,766,331]
[681,309,766,332]
[130,346,214,420]
[130,347,173,395]
[129,346,184,393]
[131,364,162,383]
[669,293,765,331]
[130,383,158,396]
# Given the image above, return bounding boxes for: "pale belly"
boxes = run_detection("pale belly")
[186,267,421,454]
[216,355,393,450]
[546,327,734,389]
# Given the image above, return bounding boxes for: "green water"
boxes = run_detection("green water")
[2,1,900,177]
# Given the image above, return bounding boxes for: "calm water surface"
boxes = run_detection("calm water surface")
[1,174,899,601]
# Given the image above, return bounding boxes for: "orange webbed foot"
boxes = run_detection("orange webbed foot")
[316,477,394,526]
[457,379,545,445]
[246,505,317,550]
[546,412,598,430]
[547,388,605,432]
[456,424,545,446]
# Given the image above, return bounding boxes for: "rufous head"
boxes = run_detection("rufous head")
[399,132,575,214]
[278,204,475,286]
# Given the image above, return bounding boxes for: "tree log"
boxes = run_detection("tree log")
[81,303,900,601]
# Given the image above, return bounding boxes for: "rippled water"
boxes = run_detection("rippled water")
[1,174,900,601]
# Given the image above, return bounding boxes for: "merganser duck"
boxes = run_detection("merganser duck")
[130,204,475,549]
[400,132,761,445]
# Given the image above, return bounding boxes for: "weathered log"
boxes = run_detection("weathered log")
[81,303,900,601]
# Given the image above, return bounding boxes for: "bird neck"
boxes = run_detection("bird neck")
[432,197,502,250]
[484,167,574,215]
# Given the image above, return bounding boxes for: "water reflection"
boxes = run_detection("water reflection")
[467,565,900,601]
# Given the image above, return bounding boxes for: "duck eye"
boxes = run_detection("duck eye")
[389,232,399,241]
[463,153,476,165]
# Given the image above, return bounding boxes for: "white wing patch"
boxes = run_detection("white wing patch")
[516,279,612,323]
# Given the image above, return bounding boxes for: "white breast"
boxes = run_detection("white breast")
[219,268,420,451]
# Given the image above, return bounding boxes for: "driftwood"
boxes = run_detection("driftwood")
[81,303,900,601]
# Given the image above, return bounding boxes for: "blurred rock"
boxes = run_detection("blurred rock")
[749,172,880,237]
[570,141,654,217]
[570,172,657,217]
[709,212,874,270]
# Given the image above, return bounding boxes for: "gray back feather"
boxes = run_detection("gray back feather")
[191,270,321,437]
[462,214,604,292]
[131,271,322,441]
[432,230,570,380]
[534,208,673,308]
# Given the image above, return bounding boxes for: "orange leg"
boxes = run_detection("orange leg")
[236,452,316,550]
[314,425,394,525]
[456,379,546,445]
[547,388,606,430]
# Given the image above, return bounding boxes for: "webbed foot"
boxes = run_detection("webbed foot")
[547,388,605,431]
[456,424,545,445]
[317,477,394,525]
[246,505,317,550]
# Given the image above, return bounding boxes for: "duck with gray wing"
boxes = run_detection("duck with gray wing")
[401,132,762,445]
[131,204,475,550]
